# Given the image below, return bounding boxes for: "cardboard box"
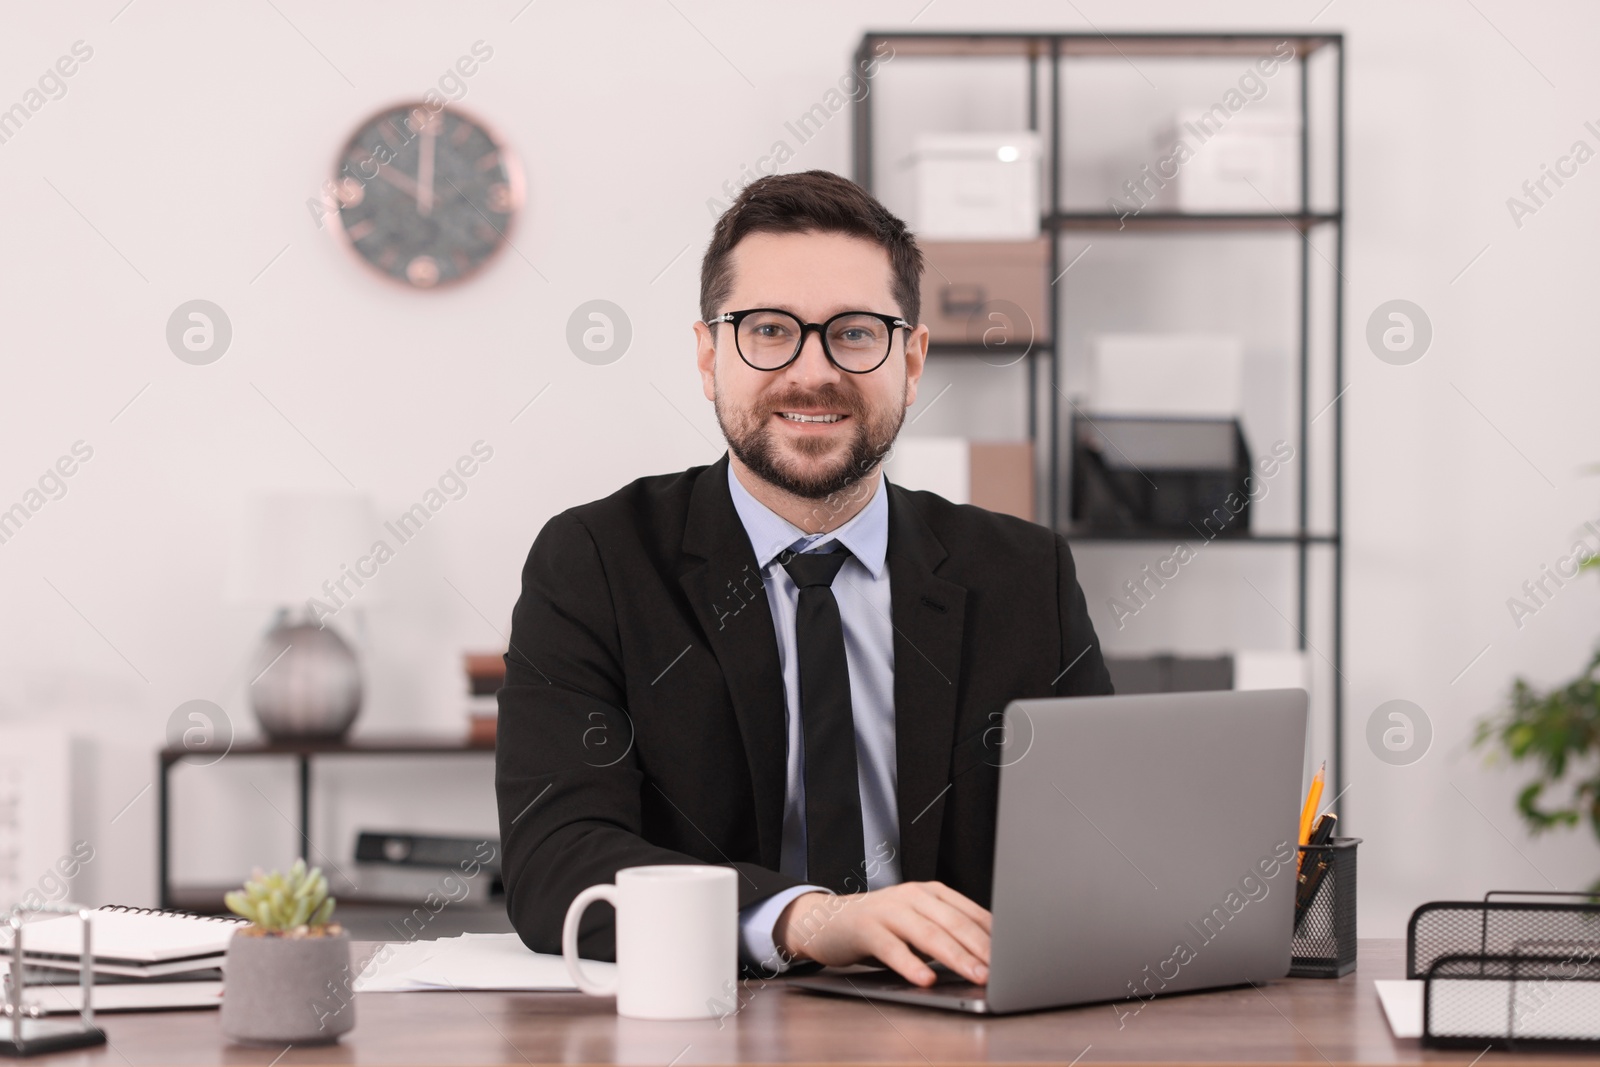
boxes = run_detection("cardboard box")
[917,238,1050,349]
[970,442,1035,521]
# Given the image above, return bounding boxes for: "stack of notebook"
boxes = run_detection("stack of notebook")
[9,906,242,978]
[4,906,241,982]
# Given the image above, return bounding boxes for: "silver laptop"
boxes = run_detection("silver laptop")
[788,688,1309,1014]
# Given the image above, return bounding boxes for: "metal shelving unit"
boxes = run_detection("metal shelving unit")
[852,30,1346,813]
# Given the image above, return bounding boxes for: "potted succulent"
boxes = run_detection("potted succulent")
[220,860,354,1045]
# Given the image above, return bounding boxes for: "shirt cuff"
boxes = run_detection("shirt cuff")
[739,884,825,976]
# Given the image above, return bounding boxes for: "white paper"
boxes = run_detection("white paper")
[353,932,615,993]
[1375,979,1423,1039]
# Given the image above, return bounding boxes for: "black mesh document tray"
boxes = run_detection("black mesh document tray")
[1407,891,1600,1051]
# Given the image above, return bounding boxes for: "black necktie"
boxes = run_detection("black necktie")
[780,545,866,895]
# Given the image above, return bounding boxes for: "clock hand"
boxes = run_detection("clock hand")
[417,120,436,217]
[375,162,423,202]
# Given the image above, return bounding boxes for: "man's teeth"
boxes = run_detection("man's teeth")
[779,412,843,423]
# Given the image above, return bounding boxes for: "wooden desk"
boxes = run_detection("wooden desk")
[24,939,1557,1065]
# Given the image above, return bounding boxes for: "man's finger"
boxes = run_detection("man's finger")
[910,894,990,964]
[926,883,993,932]
[886,912,988,985]
[869,931,937,987]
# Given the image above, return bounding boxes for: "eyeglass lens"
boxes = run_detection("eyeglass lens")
[735,311,892,371]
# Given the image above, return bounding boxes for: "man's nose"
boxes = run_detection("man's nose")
[785,327,841,386]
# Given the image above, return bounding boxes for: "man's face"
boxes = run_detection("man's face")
[695,230,928,500]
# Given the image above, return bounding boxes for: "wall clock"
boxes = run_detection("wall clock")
[331,103,522,288]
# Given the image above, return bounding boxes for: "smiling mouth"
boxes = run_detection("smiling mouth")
[776,412,846,424]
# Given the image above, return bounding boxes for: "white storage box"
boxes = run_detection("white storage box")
[910,132,1042,239]
[885,437,1035,520]
[1233,650,1309,692]
[1160,112,1300,212]
[886,436,969,503]
[1087,333,1244,419]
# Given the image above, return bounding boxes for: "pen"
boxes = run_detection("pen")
[1294,813,1338,929]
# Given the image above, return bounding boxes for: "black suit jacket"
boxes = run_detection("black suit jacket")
[495,452,1112,960]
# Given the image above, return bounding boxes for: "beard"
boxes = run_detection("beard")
[713,376,907,501]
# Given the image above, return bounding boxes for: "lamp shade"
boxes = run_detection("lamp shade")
[227,492,382,609]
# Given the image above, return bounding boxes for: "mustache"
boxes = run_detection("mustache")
[762,387,862,414]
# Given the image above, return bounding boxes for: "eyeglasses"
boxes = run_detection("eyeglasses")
[706,308,911,374]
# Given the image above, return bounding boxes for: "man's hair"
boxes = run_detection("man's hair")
[699,170,924,327]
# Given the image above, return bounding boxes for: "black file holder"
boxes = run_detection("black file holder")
[1069,413,1253,537]
[1407,891,1600,1051]
[1289,837,1360,978]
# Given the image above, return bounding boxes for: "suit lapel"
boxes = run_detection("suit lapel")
[886,483,967,882]
[679,453,788,869]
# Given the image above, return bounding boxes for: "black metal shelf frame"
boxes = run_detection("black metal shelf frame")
[851,30,1346,817]
[157,737,496,911]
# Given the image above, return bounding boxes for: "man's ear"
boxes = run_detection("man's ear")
[694,320,717,402]
[903,323,929,408]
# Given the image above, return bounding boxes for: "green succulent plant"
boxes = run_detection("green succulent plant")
[224,859,336,932]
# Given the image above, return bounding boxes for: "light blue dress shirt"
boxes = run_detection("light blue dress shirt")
[725,458,902,972]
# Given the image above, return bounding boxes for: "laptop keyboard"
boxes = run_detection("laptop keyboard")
[839,966,986,999]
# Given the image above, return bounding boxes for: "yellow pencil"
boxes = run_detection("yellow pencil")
[1297,761,1326,872]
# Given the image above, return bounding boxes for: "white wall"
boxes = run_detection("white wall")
[3,0,1597,937]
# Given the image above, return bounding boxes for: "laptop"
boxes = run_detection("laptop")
[788,687,1309,1014]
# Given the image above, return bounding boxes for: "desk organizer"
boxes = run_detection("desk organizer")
[1289,836,1360,978]
[1407,891,1600,1050]
[1,906,106,1057]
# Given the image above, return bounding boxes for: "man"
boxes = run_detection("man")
[496,170,1111,987]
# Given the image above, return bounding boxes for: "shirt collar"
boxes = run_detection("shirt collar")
[725,456,889,579]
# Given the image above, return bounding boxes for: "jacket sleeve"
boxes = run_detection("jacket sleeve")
[1053,533,1115,696]
[495,514,803,961]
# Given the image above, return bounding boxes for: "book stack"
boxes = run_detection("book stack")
[5,906,239,979]
[0,906,241,1014]
[463,651,504,745]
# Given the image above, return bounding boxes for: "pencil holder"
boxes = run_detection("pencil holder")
[1289,836,1360,978]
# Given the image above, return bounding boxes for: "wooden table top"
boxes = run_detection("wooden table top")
[21,939,1561,1065]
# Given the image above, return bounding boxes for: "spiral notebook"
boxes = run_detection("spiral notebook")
[23,980,225,1014]
[2,906,243,978]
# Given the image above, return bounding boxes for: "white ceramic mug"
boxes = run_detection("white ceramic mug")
[562,865,737,1020]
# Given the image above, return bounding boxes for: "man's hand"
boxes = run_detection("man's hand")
[775,881,991,987]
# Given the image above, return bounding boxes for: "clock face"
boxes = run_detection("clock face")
[332,103,521,288]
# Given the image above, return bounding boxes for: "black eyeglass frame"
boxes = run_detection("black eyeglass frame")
[706,307,913,374]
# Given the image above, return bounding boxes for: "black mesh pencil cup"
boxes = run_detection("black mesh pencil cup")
[1289,836,1360,978]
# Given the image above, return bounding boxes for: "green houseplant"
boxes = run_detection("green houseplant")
[1475,639,1600,893]
[219,860,354,1045]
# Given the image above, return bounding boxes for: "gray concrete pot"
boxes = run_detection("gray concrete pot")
[220,928,354,1046]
